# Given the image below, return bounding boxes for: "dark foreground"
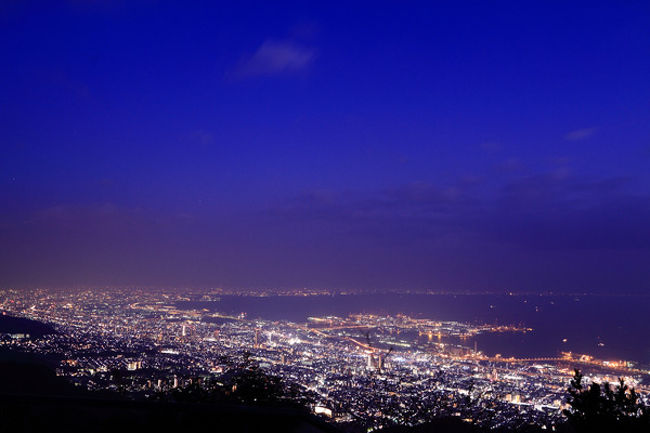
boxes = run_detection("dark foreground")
[0,359,480,433]
[0,393,337,433]
[0,355,334,433]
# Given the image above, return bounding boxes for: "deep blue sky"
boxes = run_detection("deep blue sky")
[1,1,649,292]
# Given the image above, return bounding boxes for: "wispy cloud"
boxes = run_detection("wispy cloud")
[479,141,503,152]
[564,127,597,141]
[187,130,214,146]
[235,40,316,78]
[271,172,650,251]
[495,157,524,173]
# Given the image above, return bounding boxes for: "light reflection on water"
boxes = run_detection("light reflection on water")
[177,294,650,365]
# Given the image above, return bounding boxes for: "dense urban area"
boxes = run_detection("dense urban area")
[1,288,648,432]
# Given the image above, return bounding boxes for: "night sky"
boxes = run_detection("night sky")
[1,2,649,292]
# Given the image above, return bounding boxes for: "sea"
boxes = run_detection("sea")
[177,293,650,366]
[1,293,648,366]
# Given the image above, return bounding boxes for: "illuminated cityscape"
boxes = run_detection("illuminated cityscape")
[2,288,648,431]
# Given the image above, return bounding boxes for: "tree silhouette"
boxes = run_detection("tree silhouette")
[563,369,649,432]
[163,352,313,409]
